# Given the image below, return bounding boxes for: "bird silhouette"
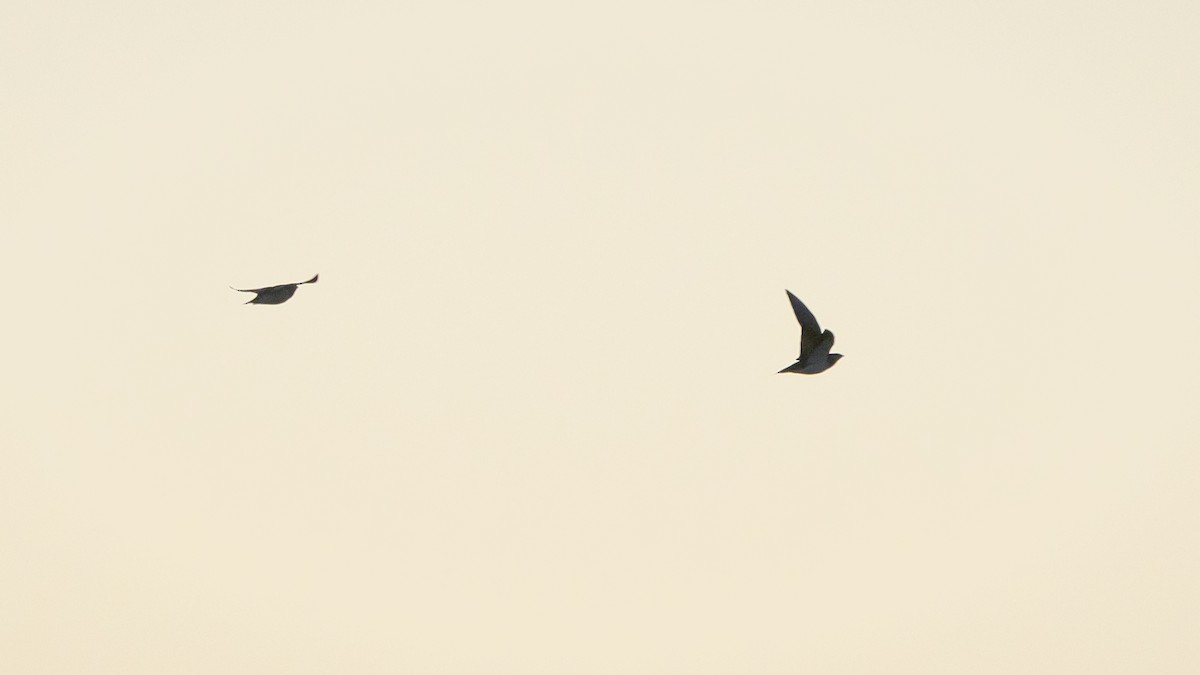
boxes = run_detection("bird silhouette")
[779,290,843,374]
[231,274,318,305]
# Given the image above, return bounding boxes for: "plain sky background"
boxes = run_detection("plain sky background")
[3,1,1199,673]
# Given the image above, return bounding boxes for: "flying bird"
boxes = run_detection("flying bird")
[231,274,319,305]
[779,289,843,374]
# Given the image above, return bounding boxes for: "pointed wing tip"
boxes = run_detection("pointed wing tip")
[786,290,820,328]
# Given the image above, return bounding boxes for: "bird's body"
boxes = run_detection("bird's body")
[779,290,843,375]
[232,274,319,305]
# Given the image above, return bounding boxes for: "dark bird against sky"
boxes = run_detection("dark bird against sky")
[779,290,843,375]
[231,274,319,305]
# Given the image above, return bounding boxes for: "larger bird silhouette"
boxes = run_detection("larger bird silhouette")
[231,274,318,305]
[779,290,843,374]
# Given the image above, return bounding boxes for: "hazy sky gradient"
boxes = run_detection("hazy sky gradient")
[3,1,1199,673]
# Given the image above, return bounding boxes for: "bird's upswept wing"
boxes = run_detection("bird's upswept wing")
[786,290,824,359]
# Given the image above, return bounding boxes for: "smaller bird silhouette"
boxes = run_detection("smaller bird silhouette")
[231,274,319,305]
[779,289,843,374]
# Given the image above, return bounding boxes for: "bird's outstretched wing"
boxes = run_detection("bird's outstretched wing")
[808,330,835,363]
[786,290,824,359]
[231,274,316,293]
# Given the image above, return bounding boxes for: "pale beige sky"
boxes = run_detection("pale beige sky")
[2,1,1199,673]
